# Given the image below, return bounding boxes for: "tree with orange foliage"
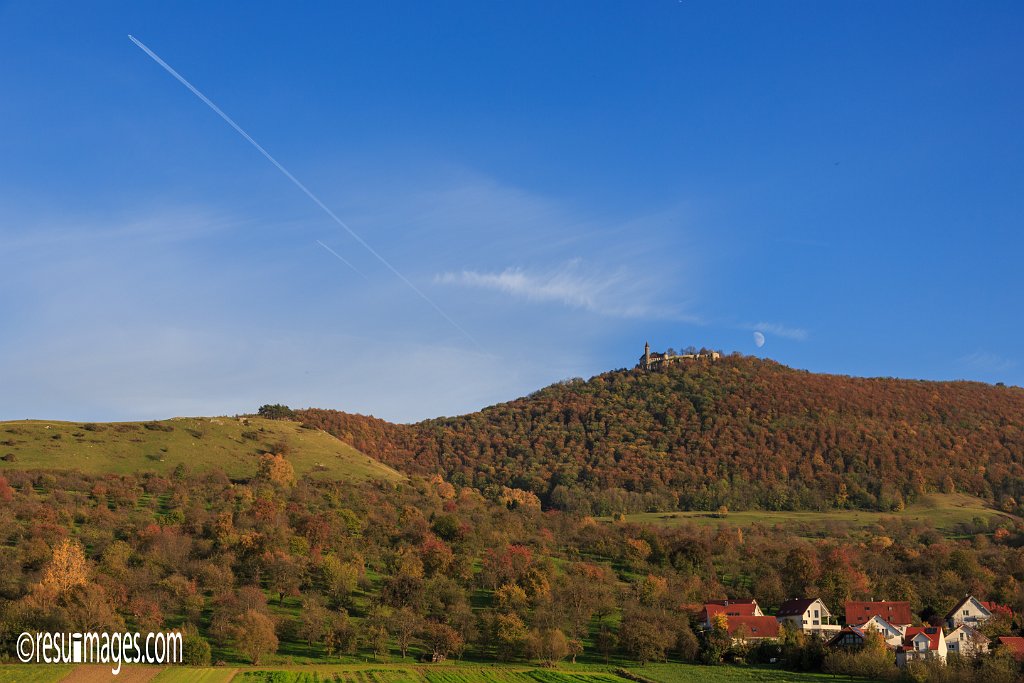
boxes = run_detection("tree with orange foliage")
[257,453,295,488]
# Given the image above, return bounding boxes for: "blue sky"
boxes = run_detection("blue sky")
[1,1,1021,422]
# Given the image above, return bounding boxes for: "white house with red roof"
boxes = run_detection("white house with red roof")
[944,595,1012,630]
[896,626,948,667]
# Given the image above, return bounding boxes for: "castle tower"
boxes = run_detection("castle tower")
[644,341,650,370]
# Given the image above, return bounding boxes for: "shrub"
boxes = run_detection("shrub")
[182,627,212,666]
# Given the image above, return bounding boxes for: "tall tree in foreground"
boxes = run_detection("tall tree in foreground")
[232,609,278,665]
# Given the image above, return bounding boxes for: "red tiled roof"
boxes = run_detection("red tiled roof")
[998,636,1024,660]
[706,599,758,607]
[725,615,780,639]
[845,600,913,626]
[899,626,943,652]
[703,601,759,621]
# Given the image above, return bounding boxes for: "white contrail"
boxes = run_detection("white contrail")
[128,34,480,348]
[316,240,367,280]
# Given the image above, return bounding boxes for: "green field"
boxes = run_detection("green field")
[0,417,403,482]
[0,664,73,683]
[604,493,1015,536]
[153,667,239,682]
[629,663,863,682]
[0,664,868,683]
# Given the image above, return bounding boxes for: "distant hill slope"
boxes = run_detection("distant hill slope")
[0,416,404,482]
[298,356,1024,513]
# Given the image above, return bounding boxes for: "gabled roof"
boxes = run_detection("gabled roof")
[945,624,988,644]
[845,600,913,626]
[997,636,1024,660]
[898,627,944,652]
[861,614,903,638]
[827,626,867,647]
[725,615,780,639]
[945,595,1013,621]
[777,597,827,617]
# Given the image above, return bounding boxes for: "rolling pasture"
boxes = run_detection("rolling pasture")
[0,417,403,482]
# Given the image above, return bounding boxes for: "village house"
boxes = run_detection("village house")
[944,595,1012,630]
[896,627,948,667]
[859,614,907,648]
[700,599,763,627]
[725,615,780,643]
[775,597,841,635]
[945,624,989,656]
[845,600,914,630]
[827,626,872,650]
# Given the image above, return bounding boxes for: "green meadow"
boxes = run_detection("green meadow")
[0,416,403,482]
[603,493,1014,537]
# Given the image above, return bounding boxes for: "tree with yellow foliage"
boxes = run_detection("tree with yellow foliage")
[39,538,89,598]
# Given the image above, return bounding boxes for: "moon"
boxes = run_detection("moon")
[753,331,766,348]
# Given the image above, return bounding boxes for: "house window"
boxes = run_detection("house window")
[963,610,969,616]
[814,610,819,618]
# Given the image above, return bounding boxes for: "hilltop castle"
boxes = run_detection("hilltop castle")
[638,341,720,371]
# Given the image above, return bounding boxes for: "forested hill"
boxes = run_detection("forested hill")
[298,356,1024,515]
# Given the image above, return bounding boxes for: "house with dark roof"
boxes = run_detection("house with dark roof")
[944,595,1012,630]
[845,600,913,629]
[827,626,871,650]
[776,598,840,635]
[896,626,948,667]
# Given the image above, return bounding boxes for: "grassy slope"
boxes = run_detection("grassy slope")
[603,493,1015,536]
[0,665,73,683]
[0,417,403,482]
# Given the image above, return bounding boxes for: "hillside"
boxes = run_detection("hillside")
[0,416,404,482]
[298,355,1024,514]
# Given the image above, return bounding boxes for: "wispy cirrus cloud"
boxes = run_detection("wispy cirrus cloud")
[435,260,700,322]
[960,351,1018,373]
[744,321,809,341]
